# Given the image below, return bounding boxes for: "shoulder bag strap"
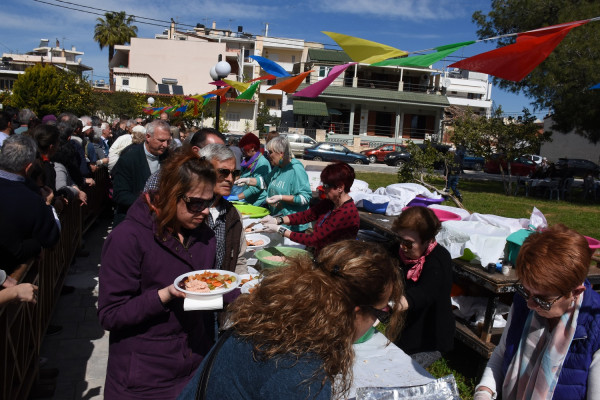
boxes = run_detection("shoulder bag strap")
[195,329,234,400]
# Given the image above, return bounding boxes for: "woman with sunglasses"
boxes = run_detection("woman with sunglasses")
[475,224,599,400]
[178,239,404,400]
[99,149,219,399]
[228,133,271,206]
[259,162,359,255]
[235,135,311,232]
[391,206,454,367]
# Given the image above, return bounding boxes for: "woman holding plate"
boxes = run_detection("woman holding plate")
[98,148,218,399]
[178,239,404,400]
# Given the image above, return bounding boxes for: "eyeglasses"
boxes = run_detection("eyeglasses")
[217,168,241,180]
[322,183,334,189]
[398,238,416,250]
[180,194,215,214]
[360,304,392,325]
[514,283,562,311]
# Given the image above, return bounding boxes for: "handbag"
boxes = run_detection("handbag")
[195,329,233,400]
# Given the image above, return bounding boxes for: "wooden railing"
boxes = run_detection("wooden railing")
[0,166,109,400]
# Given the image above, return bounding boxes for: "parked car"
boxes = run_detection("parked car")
[282,133,318,156]
[360,144,405,164]
[523,154,545,165]
[484,154,537,176]
[303,142,370,164]
[383,143,450,168]
[462,152,485,171]
[556,158,600,178]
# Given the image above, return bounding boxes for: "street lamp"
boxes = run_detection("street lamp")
[147,96,155,106]
[210,58,231,132]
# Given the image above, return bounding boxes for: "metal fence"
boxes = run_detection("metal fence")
[0,167,109,399]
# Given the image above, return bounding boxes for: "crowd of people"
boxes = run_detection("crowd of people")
[1,106,598,400]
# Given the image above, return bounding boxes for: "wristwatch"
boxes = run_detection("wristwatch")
[278,226,287,236]
[276,216,284,225]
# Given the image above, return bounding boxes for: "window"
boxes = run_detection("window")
[303,136,315,144]
[122,78,130,86]
[267,79,277,85]
[319,66,330,77]
[333,144,345,152]
[266,99,277,108]
[291,55,296,63]
[226,112,240,130]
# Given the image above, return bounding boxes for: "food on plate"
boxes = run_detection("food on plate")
[246,239,264,246]
[263,255,287,263]
[240,275,256,285]
[180,271,236,292]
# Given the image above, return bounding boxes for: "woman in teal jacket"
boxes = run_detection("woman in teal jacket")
[229,133,270,206]
[235,135,312,232]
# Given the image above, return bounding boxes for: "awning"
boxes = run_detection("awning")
[328,108,343,115]
[293,100,329,117]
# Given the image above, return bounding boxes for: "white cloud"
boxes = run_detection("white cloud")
[313,0,470,20]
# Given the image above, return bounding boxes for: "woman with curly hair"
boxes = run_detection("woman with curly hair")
[99,148,218,399]
[178,239,404,400]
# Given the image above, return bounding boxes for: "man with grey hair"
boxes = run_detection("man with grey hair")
[0,135,60,278]
[112,120,170,225]
[198,143,247,274]
[14,109,37,135]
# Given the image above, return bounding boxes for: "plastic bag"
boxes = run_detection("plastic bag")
[528,207,548,231]
[356,375,460,400]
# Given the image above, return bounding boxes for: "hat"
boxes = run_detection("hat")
[82,125,92,133]
[132,125,146,134]
[42,114,57,124]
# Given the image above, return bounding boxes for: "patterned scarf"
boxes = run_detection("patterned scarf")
[502,292,582,399]
[398,240,438,282]
[240,152,261,174]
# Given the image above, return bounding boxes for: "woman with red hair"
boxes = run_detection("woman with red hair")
[259,162,360,255]
[229,133,270,206]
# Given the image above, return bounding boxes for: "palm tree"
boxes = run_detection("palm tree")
[94,11,138,91]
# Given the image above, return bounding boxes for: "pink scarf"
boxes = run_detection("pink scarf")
[399,240,438,282]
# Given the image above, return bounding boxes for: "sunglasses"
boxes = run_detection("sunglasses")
[180,194,215,214]
[360,304,392,325]
[398,238,416,250]
[322,183,335,189]
[217,168,241,180]
[514,283,562,311]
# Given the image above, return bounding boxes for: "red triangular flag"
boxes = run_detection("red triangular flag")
[449,20,588,82]
[247,74,276,83]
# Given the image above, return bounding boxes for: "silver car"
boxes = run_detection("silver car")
[283,133,318,156]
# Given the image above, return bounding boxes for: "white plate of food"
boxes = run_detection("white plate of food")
[243,219,263,233]
[245,233,270,249]
[241,279,260,294]
[174,270,240,296]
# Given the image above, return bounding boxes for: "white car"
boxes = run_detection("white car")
[523,154,545,165]
[282,133,318,156]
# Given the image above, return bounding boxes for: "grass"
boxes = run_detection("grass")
[355,172,600,239]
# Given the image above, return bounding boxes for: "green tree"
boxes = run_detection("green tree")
[10,64,93,116]
[472,0,600,142]
[94,11,138,91]
[256,102,280,133]
[451,107,551,195]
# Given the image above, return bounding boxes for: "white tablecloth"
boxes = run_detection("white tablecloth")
[349,332,434,399]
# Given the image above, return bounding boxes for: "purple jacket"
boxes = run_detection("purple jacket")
[98,196,216,399]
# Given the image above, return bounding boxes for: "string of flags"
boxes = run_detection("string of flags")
[143,17,600,115]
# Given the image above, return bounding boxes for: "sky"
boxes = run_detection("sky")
[0,0,549,118]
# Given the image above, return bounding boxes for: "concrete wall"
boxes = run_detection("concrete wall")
[540,117,600,163]
[127,37,227,95]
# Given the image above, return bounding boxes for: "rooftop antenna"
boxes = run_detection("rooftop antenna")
[228,18,234,31]
[262,22,269,37]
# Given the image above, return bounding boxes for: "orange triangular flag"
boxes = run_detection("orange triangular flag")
[268,71,314,93]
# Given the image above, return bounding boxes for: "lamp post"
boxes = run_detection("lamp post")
[210,58,231,132]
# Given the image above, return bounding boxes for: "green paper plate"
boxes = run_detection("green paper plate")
[232,202,270,218]
[255,246,311,268]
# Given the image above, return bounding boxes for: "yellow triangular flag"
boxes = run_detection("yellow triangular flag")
[223,79,250,92]
[322,31,407,64]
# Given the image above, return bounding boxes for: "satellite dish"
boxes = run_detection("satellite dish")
[442,78,452,88]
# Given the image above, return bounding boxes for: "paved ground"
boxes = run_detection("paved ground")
[37,215,112,400]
